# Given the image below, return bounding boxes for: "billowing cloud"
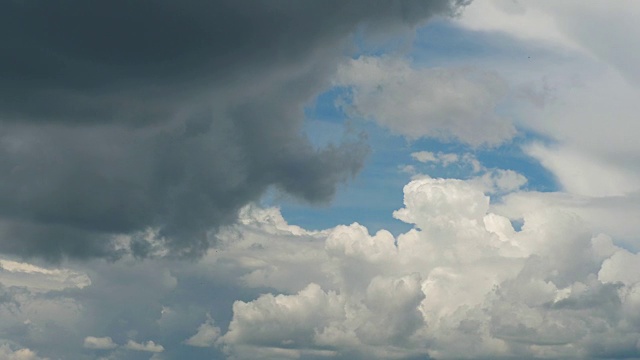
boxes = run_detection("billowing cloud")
[0,0,466,261]
[0,172,638,359]
[206,177,640,359]
[335,56,515,146]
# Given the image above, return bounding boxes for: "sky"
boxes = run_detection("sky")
[2,1,640,359]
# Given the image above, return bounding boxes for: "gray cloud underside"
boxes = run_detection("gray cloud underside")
[0,0,466,260]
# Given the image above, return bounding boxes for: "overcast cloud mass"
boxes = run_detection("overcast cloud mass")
[0,0,470,260]
[2,0,640,359]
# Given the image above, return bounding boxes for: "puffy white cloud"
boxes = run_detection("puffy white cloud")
[393,177,489,225]
[221,275,428,359]
[83,336,117,350]
[205,205,332,293]
[1,170,639,359]
[202,173,640,359]
[335,56,515,146]
[221,283,344,349]
[598,250,640,286]
[184,314,221,348]
[124,340,164,353]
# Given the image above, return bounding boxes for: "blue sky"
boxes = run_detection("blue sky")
[3,2,640,360]
[275,20,560,234]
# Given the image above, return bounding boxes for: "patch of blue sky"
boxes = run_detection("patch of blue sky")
[399,131,559,193]
[303,86,352,128]
[269,118,416,236]
[475,131,559,192]
[407,19,564,193]
[277,101,557,235]
[273,96,554,237]
[272,125,558,235]
[266,18,565,235]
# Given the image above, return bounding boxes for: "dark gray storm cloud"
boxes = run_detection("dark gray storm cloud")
[0,0,466,260]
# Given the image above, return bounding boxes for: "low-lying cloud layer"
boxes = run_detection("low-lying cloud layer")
[0,0,466,260]
[204,176,640,359]
[2,166,640,359]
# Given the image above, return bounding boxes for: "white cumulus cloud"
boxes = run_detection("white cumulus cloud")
[83,336,117,350]
[206,174,640,359]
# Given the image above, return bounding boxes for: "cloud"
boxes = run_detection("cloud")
[411,151,438,163]
[335,56,515,146]
[0,258,90,292]
[492,190,640,250]
[83,336,117,350]
[468,169,528,194]
[411,151,462,167]
[124,340,164,353]
[207,176,640,359]
[455,0,581,50]
[0,1,467,261]
[410,151,482,172]
[454,1,640,200]
[525,143,640,197]
[0,171,639,359]
[450,0,640,256]
[0,344,48,360]
[507,66,640,201]
[221,275,426,360]
[405,159,525,197]
[1,3,640,359]
[0,283,15,307]
[184,315,221,348]
[457,0,640,84]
